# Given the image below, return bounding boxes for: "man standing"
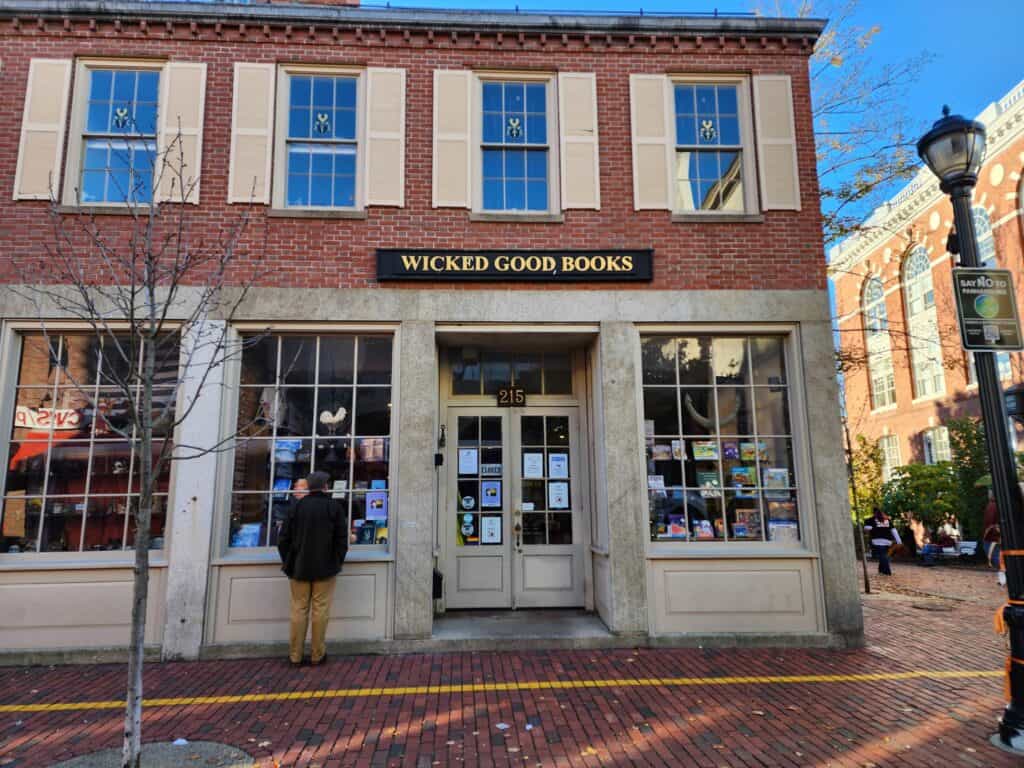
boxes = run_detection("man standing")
[277,471,348,665]
[984,490,1007,587]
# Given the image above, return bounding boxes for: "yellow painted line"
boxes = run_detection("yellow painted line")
[0,669,1003,714]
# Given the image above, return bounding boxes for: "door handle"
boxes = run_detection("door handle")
[513,514,523,550]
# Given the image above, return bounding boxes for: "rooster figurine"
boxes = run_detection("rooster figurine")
[319,406,348,435]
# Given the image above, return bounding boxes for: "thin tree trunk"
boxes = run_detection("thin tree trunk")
[842,416,872,595]
[122,336,155,768]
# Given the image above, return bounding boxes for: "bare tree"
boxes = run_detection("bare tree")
[756,0,931,247]
[13,128,265,768]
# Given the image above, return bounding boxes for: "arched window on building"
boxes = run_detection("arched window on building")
[970,206,1012,380]
[863,277,895,409]
[903,247,945,398]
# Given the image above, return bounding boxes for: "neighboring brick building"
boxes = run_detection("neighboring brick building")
[0,0,861,659]
[830,79,1024,479]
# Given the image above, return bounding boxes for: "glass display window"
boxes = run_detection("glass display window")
[642,334,800,544]
[230,333,394,549]
[2,332,176,555]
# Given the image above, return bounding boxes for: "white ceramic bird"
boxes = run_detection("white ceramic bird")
[319,406,347,434]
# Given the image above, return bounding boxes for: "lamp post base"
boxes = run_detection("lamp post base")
[990,731,1024,756]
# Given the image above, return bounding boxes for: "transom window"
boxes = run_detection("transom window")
[903,247,945,398]
[2,333,177,555]
[81,68,160,204]
[481,80,550,212]
[286,75,358,208]
[673,83,744,213]
[449,348,571,396]
[863,278,896,409]
[642,335,799,544]
[229,334,393,549]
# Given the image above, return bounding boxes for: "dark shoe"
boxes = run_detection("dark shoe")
[310,654,327,666]
[289,658,304,667]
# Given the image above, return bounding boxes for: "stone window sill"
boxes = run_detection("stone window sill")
[469,212,565,224]
[267,208,368,220]
[671,213,764,224]
[57,205,152,216]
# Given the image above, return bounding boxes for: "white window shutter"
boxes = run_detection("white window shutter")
[558,72,600,210]
[365,67,406,207]
[432,69,472,208]
[629,74,673,211]
[158,62,207,204]
[228,63,276,204]
[752,74,801,211]
[14,59,72,201]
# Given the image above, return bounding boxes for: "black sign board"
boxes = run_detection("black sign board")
[376,249,653,282]
[952,268,1024,351]
[496,385,526,407]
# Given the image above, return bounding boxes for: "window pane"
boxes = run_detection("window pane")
[713,338,750,384]
[280,337,316,384]
[231,439,272,493]
[514,353,543,394]
[1,496,42,553]
[315,388,353,436]
[314,438,351,487]
[643,388,678,435]
[483,179,503,210]
[527,181,547,211]
[642,337,677,385]
[680,388,716,435]
[765,492,800,543]
[716,387,754,435]
[290,76,311,107]
[229,494,268,547]
[358,337,393,385]
[750,337,786,385]
[90,69,113,101]
[452,349,482,395]
[525,83,546,113]
[483,82,502,112]
[355,388,391,436]
[39,497,86,552]
[725,491,762,541]
[689,492,724,540]
[678,338,713,385]
[483,112,503,143]
[754,387,791,436]
[505,179,526,210]
[482,350,511,394]
[544,352,572,394]
[318,336,354,385]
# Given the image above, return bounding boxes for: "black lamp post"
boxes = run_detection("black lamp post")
[918,107,1024,752]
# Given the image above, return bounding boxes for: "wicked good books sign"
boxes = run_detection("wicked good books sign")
[952,268,1024,351]
[376,249,653,282]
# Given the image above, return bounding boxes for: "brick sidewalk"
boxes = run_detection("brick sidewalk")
[0,563,1015,768]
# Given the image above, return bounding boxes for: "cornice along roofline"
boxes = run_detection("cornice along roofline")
[0,0,827,39]
[828,77,1024,280]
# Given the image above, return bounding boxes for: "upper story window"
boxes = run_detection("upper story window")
[903,247,945,398]
[480,79,552,213]
[81,68,160,204]
[975,205,996,265]
[285,75,358,208]
[673,83,745,213]
[863,277,895,409]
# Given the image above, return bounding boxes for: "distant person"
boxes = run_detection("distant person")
[865,508,901,576]
[292,477,309,500]
[984,490,1006,587]
[277,471,348,666]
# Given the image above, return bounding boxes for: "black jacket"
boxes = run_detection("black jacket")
[277,492,348,582]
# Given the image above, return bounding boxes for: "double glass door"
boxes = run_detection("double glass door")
[444,407,584,609]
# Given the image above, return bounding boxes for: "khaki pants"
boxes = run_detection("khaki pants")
[288,577,336,663]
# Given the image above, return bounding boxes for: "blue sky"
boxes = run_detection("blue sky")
[387,0,1022,141]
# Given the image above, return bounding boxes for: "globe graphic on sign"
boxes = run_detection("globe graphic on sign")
[975,294,1000,319]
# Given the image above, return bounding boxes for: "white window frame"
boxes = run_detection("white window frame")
[863,278,896,410]
[903,247,945,399]
[272,65,366,212]
[668,74,758,216]
[922,426,951,464]
[879,434,900,482]
[62,58,166,208]
[471,71,561,216]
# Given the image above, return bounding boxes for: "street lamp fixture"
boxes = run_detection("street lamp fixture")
[919,108,1024,754]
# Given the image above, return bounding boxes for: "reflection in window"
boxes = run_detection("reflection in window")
[230,334,393,548]
[449,348,571,396]
[673,83,744,212]
[81,68,159,204]
[879,434,900,482]
[286,75,358,208]
[863,278,896,409]
[2,333,175,554]
[923,426,951,464]
[481,81,549,212]
[903,247,945,398]
[642,335,798,544]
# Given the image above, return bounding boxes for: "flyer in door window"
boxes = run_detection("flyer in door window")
[523,452,544,479]
[481,480,502,508]
[549,482,569,509]
[366,491,388,521]
[458,448,478,475]
[548,453,569,479]
[480,515,502,544]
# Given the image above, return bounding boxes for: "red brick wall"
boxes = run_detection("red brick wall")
[0,16,825,291]
[833,134,1024,461]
